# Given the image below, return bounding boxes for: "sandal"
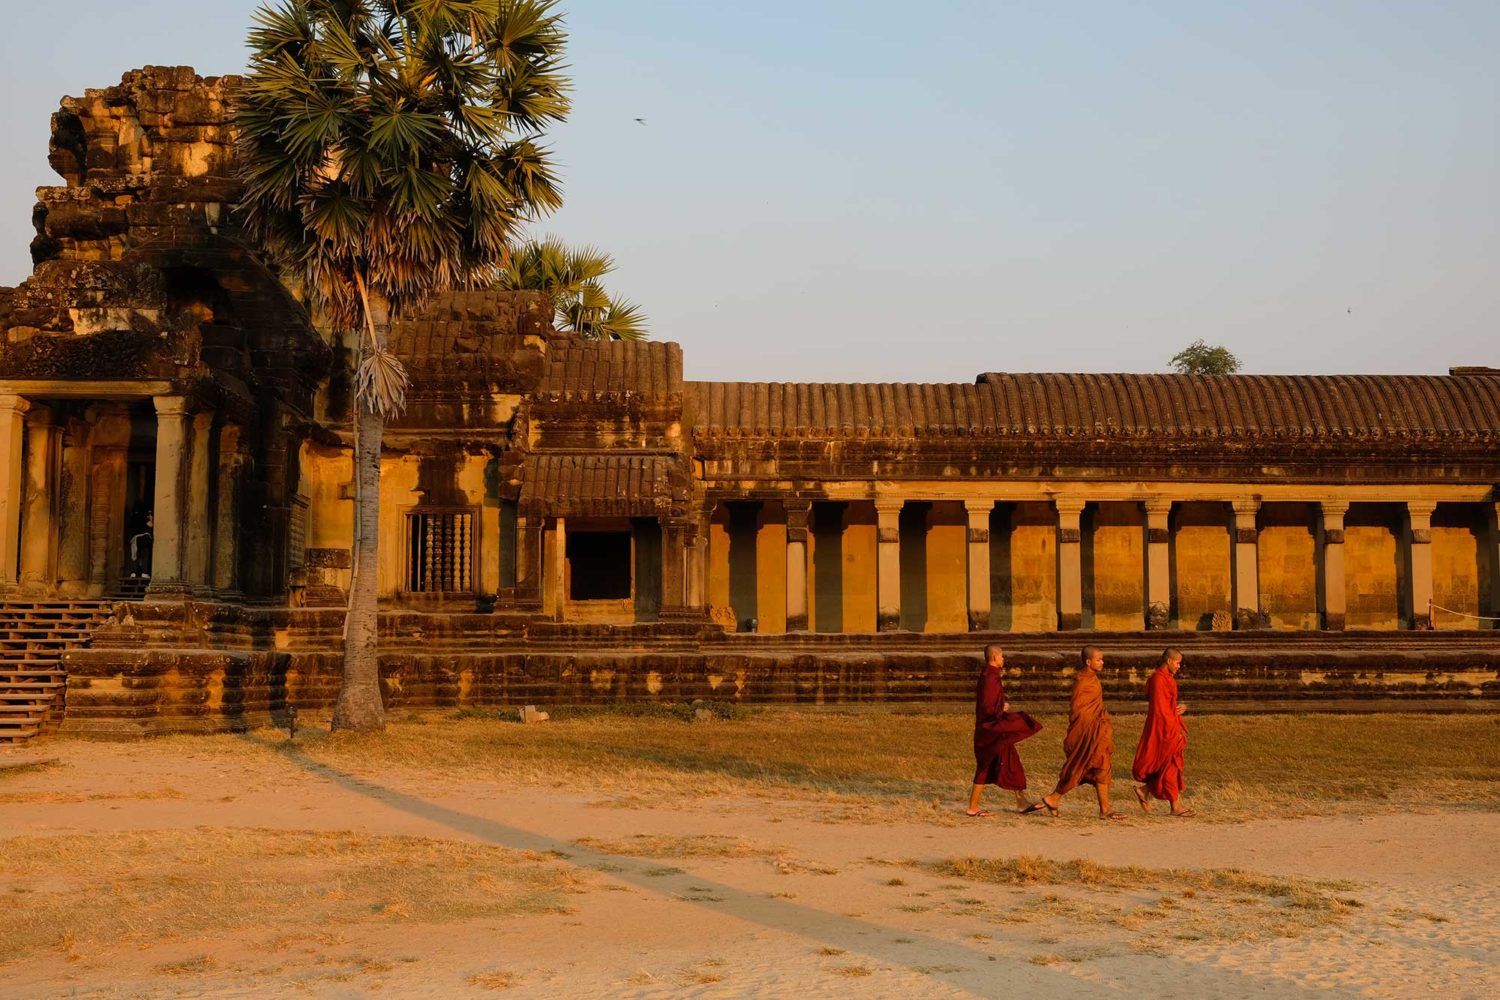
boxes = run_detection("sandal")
[966,808,995,817]
[1099,810,1127,821]
[1170,808,1198,818]
[1020,801,1050,815]
[1133,785,1153,813]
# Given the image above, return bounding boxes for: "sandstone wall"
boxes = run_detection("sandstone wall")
[1084,501,1145,630]
[1258,503,1319,629]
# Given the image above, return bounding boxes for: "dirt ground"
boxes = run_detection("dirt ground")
[1,710,1497,999]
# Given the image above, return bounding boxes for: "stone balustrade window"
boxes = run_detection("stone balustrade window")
[405,508,475,594]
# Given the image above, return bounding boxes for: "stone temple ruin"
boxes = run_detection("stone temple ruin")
[1,68,1497,740]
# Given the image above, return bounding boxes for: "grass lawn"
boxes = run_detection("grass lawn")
[274,708,1500,821]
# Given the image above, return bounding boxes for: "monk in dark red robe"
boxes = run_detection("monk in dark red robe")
[966,644,1043,816]
[1132,648,1194,816]
[1033,646,1125,820]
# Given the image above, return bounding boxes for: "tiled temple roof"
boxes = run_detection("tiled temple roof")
[685,373,1500,441]
[539,340,683,399]
[388,290,552,371]
[518,453,686,518]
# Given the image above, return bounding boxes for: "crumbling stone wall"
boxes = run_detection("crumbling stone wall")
[33,66,239,267]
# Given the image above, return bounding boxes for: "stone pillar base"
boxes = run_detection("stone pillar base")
[1059,612,1083,631]
[1146,602,1171,630]
[877,613,900,632]
[1324,612,1346,631]
[967,610,990,632]
[786,613,809,632]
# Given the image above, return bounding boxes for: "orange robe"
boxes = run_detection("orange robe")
[1132,666,1187,801]
[1052,671,1114,794]
[972,667,1043,790]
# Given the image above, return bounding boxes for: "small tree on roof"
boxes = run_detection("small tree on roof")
[1169,340,1242,376]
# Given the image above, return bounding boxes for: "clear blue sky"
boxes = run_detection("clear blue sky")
[2,1,1495,381]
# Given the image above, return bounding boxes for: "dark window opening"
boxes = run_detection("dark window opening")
[567,531,632,600]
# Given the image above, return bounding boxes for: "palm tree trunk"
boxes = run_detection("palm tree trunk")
[332,370,386,732]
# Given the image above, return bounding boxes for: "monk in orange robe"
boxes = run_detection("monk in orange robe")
[1032,646,1125,820]
[1132,648,1194,816]
[966,644,1043,816]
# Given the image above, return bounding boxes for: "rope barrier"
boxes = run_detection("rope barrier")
[1428,600,1500,622]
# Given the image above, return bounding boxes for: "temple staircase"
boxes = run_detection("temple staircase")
[0,600,116,745]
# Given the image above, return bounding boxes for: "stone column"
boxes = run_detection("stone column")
[1319,501,1348,631]
[0,395,30,589]
[147,395,191,596]
[1144,498,1172,629]
[184,412,214,593]
[660,522,689,616]
[58,420,93,596]
[514,515,544,611]
[1489,502,1500,626]
[875,498,903,632]
[784,499,810,632]
[1406,501,1436,629]
[19,408,59,590]
[965,500,992,631]
[1232,499,1262,629]
[212,423,245,597]
[542,517,566,619]
[686,515,708,612]
[1056,498,1086,631]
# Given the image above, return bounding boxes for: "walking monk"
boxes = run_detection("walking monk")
[1132,648,1194,816]
[967,645,1043,816]
[1032,646,1125,820]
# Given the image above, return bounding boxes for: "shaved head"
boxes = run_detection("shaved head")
[984,644,1004,665]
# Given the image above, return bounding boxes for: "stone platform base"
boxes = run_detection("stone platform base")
[54,609,1500,737]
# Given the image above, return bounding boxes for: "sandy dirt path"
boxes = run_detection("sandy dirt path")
[2,739,1496,999]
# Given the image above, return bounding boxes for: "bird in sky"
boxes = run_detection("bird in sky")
[633,117,647,125]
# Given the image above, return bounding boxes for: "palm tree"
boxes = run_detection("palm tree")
[236,0,570,731]
[498,236,647,340]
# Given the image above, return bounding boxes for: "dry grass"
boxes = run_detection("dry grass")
[0,828,589,964]
[0,787,185,805]
[574,833,780,860]
[927,853,1364,950]
[222,710,1500,823]
[468,971,517,990]
[930,855,1359,898]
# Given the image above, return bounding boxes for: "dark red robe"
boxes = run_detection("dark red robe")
[1132,665,1187,801]
[972,667,1043,790]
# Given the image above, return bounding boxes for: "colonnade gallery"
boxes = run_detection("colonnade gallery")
[1,68,1497,733]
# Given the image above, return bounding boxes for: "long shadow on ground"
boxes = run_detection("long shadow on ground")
[244,731,1356,999]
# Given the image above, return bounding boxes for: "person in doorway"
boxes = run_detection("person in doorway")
[966,644,1043,816]
[1132,648,1194,817]
[128,508,153,578]
[1032,646,1125,820]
